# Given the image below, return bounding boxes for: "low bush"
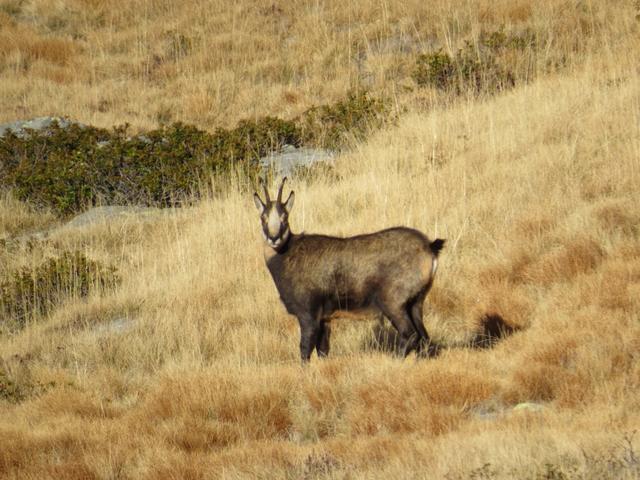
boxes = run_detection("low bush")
[412,50,456,91]
[413,27,536,94]
[0,250,119,331]
[0,356,57,403]
[0,91,389,216]
[0,118,299,215]
[299,90,390,149]
[0,367,23,402]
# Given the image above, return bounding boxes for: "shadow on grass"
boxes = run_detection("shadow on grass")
[362,317,443,358]
[362,313,519,357]
[470,313,519,349]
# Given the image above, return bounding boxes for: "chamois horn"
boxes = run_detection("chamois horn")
[260,177,271,203]
[276,177,288,203]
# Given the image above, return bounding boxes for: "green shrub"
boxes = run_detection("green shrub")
[412,50,455,91]
[0,0,22,17]
[0,92,389,216]
[458,40,516,93]
[210,116,301,170]
[0,250,119,331]
[0,367,23,402]
[413,44,514,94]
[413,28,535,94]
[0,365,27,403]
[482,27,536,51]
[0,118,299,215]
[0,359,57,403]
[299,90,390,149]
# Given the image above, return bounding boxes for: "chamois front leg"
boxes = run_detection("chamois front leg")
[297,312,321,363]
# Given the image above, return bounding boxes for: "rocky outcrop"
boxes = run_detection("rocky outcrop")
[0,116,82,138]
[259,144,334,176]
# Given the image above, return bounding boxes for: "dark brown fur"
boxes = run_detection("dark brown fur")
[254,178,445,362]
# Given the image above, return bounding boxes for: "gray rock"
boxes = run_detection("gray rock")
[474,410,501,421]
[9,206,173,244]
[91,317,135,336]
[472,404,504,421]
[512,402,545,413]
[260,144,335,176]
[371,35,420,55]
[0,116,82,138]
[361,35,442,58]
[472,401,545,421]
[63,206,161,229]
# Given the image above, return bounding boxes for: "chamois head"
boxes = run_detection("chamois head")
[253,177,295,251]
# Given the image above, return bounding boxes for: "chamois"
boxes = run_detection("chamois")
[253,177,445,362]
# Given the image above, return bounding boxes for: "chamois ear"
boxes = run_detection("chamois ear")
[253,193,265,214]
[284,191,295,213]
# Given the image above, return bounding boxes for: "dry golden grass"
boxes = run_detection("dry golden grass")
[0,0,633,130]
[2,1,640,479]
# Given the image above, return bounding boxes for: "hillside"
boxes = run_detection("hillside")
[1,1,640,479]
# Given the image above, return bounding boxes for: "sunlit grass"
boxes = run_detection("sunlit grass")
[1,0,640,478]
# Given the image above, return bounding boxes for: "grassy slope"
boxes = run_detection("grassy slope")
[1,1,640,479]
[0,0,624,130]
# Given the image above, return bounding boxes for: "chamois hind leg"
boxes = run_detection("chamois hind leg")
[408,294,439,358]
[376,300,420,357]
[316,322,331,358]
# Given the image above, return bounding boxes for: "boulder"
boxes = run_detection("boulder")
[63,206,154,229]
[260,144,334,176]
[0,116,82,138]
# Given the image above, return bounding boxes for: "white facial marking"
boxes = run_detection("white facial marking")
[267,208,281,238]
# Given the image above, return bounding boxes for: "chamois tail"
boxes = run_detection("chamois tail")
[429,238,446,257]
